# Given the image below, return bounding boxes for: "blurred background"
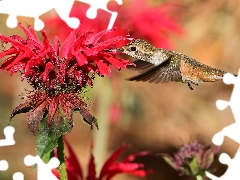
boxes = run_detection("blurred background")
[0,0,240,179]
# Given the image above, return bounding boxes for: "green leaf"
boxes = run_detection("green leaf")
[161,154,179,170]
[36,114,72,156]
[32,113,72,172]
[92,116,99,130]
[83,116,99,130]
[195,175,204,180]
[30,151,53,173]
[189,157,200,175]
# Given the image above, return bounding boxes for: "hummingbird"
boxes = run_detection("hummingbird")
[118,39,233,90]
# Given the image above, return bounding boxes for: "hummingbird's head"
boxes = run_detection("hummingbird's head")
[119,39,155,61]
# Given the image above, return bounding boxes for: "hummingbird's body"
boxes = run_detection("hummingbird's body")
[120,39,229,90]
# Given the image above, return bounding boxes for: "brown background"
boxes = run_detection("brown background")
[0,0,240,179]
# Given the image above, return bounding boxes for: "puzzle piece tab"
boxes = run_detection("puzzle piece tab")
[0,126,15,147]
[207,70,240,179]
[24,155,60,180]
[77,0,122,29]
[0,160,8,171]
[12,172,24,180]
[216,72,240,120]
[213,72,240,145]
[0,0,80,30]
[206,148,240,180]
[0,0,122,30]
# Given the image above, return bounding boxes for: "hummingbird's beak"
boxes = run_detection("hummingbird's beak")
[116,48,124,52]
[104,48,124,53]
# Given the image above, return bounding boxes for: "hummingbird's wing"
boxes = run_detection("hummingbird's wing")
[127,59,155,72]
[127,59,182,83]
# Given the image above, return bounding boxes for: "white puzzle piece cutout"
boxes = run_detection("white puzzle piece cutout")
[77,0,123,29]
[0,160,8,171]
[0,125,59,179]
[24,155,60,180]
[206,149,240,180]
[12,172,24,180]
[0,126,24,180]
[0,0,79,30]
[206,71,240,180]
[0,0,122,30]
[0,126,15,146]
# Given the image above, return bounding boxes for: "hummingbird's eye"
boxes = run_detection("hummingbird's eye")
[130,46,137,51]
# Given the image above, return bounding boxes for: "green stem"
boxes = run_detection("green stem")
[195,175,203,180]
[57,135,67,180]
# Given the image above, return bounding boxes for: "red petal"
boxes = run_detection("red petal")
[94,59,111,77]
[102,54,126,70]
[64,139,83,179]
[113,163,143,170]
[52,169,60,179]
[86,142,97,180]
[60,29,77,58]
[81,47,97,57]
[123,151,150,162]
[93,35,126,51]
[9,35,25,43]
[98,146,125,179]
[53,37,60,55]
[41,30,51,49]
[78,106,94,129]
[28,99,49,134]
[10,101,32,120]
[3,36,30,52]
[18,23,35,39]
[18,23,40,42]
[0,47,17,59]
[72,50,88,66]
[38,30,53,59]
[40,62,55,82]
[4,52,29,70]
[87,64,97,72]
[0,56,18,71]
[28,24,40,40]
[9,62,26,75]
[48,97,58,124]
[24,57,44,76]
[73,71,83,86]
[122,169,150,177]
[87,29,114,45]
[105,163,147,180]
[59,95,72,124]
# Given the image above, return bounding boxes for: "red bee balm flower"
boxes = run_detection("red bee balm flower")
[44,0,184,48]
[0,24,133,133]
[53,140,152,180]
